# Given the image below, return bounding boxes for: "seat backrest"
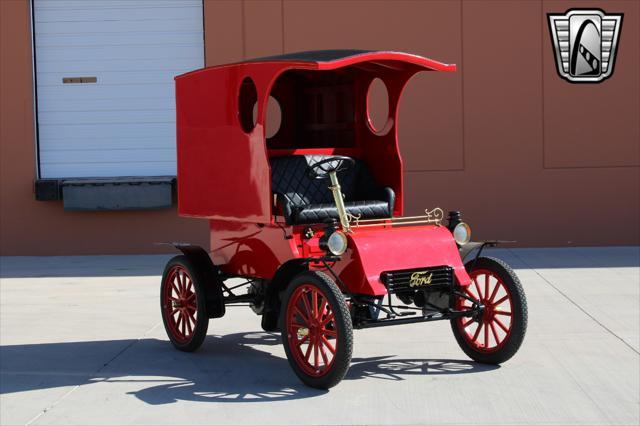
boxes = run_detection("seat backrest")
[270,155,360,207]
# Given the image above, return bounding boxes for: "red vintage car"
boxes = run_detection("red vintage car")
[161,50,527,389]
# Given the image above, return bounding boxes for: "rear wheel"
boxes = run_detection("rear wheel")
[451,257,527,364]
[160,255,209,352]
[281,271,353,389]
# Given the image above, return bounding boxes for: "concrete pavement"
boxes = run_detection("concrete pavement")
[0,247,638,425]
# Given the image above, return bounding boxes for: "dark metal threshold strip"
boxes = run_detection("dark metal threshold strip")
[34,177,176,211]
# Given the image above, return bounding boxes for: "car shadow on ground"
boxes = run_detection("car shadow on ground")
[0,332,498,404]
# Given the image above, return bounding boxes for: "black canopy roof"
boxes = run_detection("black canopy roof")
[247,49,376,63]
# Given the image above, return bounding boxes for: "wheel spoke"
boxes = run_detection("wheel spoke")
[182,274,189,296]
[472,323,482,342]
[312,290,318,320]
[473,277,483,299]
[176,272,184,294]
[493,294,509,306]
[304,341,313,361]
[321,311,335,326]
[495,310,512,317]
[301,292,313,320]
[186,309,196,325]
[319,343,329,366]
[464,287,476,300]
[175,314,182,334]
[186,295,197,308]
[313,340,319,368]
[462,317,475,328]
[180,273,188,295]
[495,317,510,333]
[186,314,193,335]
[484,321,489,347]
[290,322,307,329]
[490,321,500,345]
[488,281,500,303]
[183,275,189,297]
[322,328,337,337]
[484,275,490,302]
[321,335,336,354]
[293,306,309,323]
[171,281,180,297]
[318,297,328,322]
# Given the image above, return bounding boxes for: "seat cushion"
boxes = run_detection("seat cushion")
[271,154,394,225]
[270,155,357,206]
[292,200,390,225]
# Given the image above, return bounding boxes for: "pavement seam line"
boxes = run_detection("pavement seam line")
[507,248,639,356]
[24,385,80,426]
[24,322,162,426]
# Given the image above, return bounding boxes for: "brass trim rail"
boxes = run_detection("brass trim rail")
[350,208,444,228]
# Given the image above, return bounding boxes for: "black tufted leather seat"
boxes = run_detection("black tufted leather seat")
[270,155,395,225]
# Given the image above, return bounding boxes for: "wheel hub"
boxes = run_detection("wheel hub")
[309,322,318,338]
[482,302,492,319]
[481,301,501,322]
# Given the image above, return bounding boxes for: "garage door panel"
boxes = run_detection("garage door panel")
[40,162,176,179]
[38,122,176,140]
[35,57,199,73]
[41,136,175,151]
[41,148,175,164]
[37,84,174,102]
[35,31,203,47]
[36,70,182,86]
[34,5,202,23]
[35,0,202,9]
[36,44,202,62]
[38,110,175,125]
[35,18,200,35]
[38,97,175,113]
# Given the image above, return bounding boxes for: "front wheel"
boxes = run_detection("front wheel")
[451,256,527,364]
[280,271,353,389]
[160,255,209,352]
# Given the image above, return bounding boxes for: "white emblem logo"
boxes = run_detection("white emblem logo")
[548,9,623,83]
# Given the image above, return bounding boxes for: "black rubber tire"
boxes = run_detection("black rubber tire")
[160,255,209,352]
[451,256,527,364]
[280,271,353,389]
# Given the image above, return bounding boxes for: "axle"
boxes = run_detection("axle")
[354,307,481,329]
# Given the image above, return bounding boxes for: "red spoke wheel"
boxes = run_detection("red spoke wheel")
[281,271,353,389]
[161,256,209,352]
[451,257,527,364]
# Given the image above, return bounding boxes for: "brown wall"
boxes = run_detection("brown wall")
[1,0,638,255]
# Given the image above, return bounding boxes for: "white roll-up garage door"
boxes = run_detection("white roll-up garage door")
[32,0,204,178]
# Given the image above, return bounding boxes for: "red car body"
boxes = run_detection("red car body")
[161,50,527,389]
